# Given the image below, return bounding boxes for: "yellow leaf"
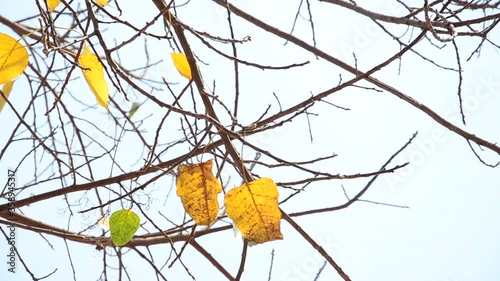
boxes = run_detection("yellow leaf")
[176,160,222,225]
[0,33,28,85]
[95,0,108,6]
[224,178,283,244]
[78,46,109,109]
[46,0,61,11]
[170,52,192,80]
[0,80,14,113]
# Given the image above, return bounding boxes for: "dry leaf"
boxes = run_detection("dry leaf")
[46,0,61,11]
[0,33,28,85]
[176,159,222,225]
[0,80,14,113]
[78,45,109,109]
[224,177,283,244]
[170,52,192,80]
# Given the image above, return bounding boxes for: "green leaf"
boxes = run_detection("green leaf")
[109,209,140,246]
[128,102,142,119]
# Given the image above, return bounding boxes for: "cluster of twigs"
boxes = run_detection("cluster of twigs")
[0,0,499,280]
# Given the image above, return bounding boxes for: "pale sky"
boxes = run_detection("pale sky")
[1,0,499,281]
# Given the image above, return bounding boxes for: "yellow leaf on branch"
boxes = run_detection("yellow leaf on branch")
[0,80,14,113]
[78,46,109,109]
[224,177,283,244]
[46,0,61,11]
[0,33,28,85]
[170,52,192,80]
[95,0,108,6]
[176,160,222,225]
